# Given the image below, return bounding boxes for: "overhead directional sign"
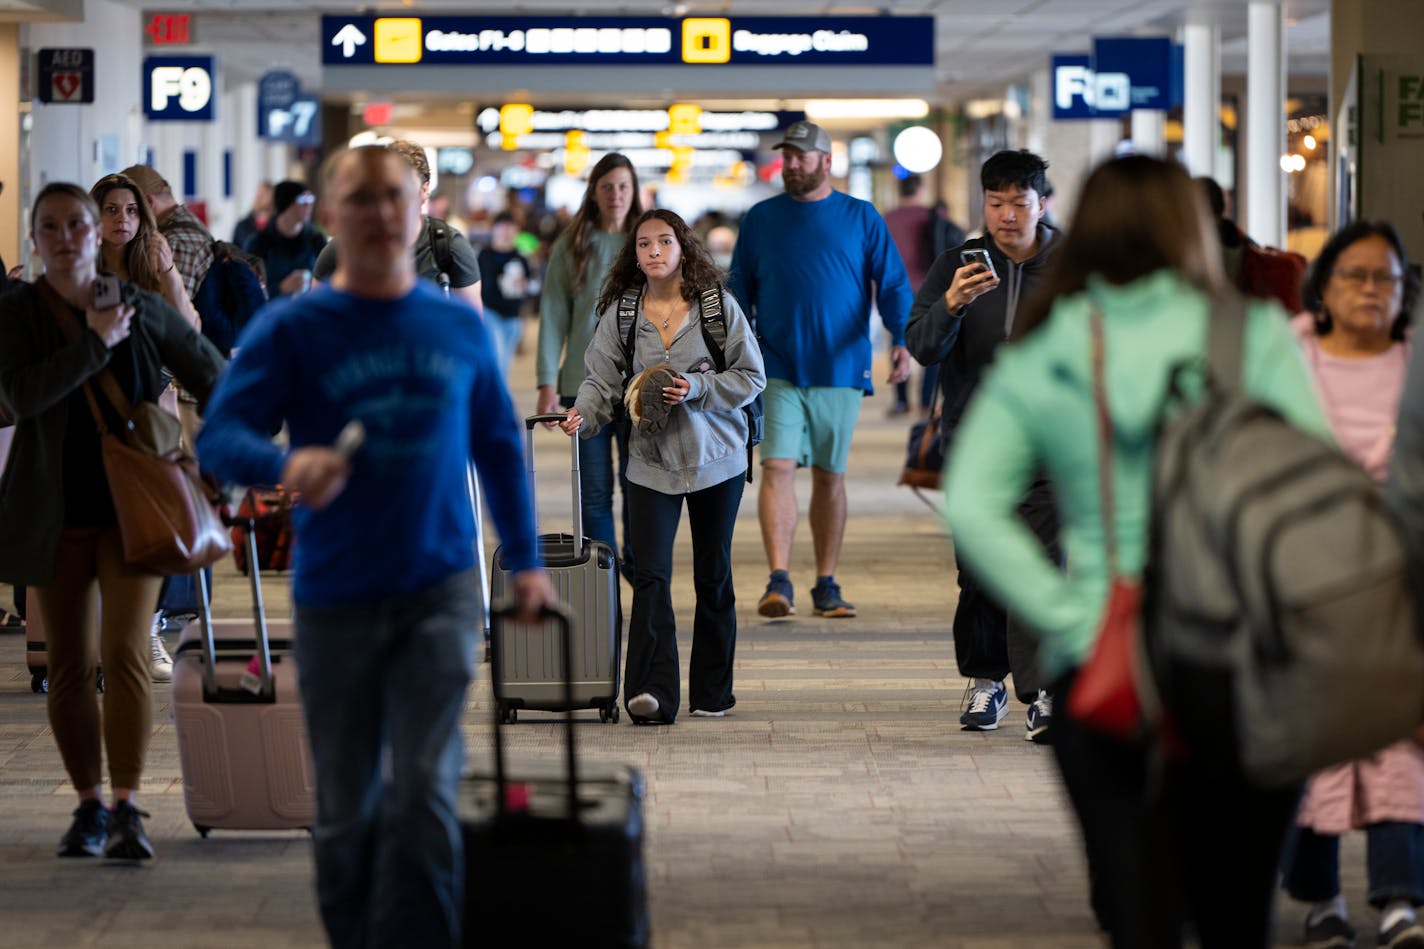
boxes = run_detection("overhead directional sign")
[257,69,300,138]
[144,55,215,121]
[321,15,934,67]
[1051,37,1183,120]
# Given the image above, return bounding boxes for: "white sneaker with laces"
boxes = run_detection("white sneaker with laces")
[149,619,173,683]
[959,680,1008,730]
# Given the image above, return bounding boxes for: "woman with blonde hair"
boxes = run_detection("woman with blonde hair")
[0,182,223,861]
[942,155,1331,946]
[537,153,644,577]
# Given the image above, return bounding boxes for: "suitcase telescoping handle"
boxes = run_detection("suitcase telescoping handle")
[489,602,582,825]
[524,413,582,546]
[194,514,276,703]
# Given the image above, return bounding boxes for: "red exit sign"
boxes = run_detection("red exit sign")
[145,13,192,45]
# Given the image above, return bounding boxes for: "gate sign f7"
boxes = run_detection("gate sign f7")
[143,55,215,121]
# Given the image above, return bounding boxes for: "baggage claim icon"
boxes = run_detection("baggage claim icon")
[681,18,730,64]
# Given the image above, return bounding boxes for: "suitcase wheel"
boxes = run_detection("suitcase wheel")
[31,674,46,694]
[600,704,620,724]
[497,704,517,725]
[194,824,211,838]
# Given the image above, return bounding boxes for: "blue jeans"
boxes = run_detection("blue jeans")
[1283,821,1424,908]
[564,398,632,568]
[294,570,480,949]
[486,312,522,380]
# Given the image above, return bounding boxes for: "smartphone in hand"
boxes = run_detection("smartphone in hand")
[92,274,122,310]
[959,248,998,281]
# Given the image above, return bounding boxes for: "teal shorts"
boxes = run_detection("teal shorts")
[759,379,863,474]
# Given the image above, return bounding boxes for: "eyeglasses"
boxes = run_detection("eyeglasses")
[1332,268,1403,290]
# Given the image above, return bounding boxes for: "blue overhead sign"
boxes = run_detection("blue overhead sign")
[143,55,215,121]
[321,15,934,67]
[1093,37,1175,111]
[257,69,301,138]
[1051,38,1182,120]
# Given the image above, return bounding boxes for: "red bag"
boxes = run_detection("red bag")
[1065,313,1147,740]
[230,486,294,574]
[1239,243,1307,314]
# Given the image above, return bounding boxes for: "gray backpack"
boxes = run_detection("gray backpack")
[1143,297,1424,787]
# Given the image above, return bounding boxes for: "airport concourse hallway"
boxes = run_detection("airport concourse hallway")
[0,335,1367,948]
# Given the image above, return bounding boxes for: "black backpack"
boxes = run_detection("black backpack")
[616,286,764,479]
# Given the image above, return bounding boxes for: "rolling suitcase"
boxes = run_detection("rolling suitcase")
[462,604,649,948]
[488,413,622,724]
[171,517,315,836]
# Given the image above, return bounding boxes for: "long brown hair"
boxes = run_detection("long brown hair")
[89,173,165,293]
[596,209,724,315]
[562,153,643,294]
[1013,155,1227,340]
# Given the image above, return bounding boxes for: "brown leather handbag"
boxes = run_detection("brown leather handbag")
[40,278,231,573]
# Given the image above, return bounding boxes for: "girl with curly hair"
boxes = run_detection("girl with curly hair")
[560,209,765,725]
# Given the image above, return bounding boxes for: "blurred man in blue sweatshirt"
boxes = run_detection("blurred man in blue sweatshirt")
[197,145,555,949]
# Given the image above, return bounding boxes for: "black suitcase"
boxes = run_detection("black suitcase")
[461,604,649,949]
[488,413,622,724]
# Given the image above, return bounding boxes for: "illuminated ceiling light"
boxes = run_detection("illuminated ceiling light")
[893,126,942,174]
[1303,134,1316,150]
[804,99,929,121]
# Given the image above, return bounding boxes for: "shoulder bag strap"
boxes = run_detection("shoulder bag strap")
[1089,309,1120,578]
[697,287,727,371]
[35,276,134,435]
[1203,292,1248,391]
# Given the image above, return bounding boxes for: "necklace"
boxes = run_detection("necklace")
[648,297,683,330]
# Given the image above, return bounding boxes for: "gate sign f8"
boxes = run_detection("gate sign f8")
[143,55,215,121]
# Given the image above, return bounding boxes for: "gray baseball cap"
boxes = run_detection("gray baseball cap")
[772,120,832,154]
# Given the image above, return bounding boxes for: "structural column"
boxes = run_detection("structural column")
[1182,20,1220,179]
[1245,0,1285,246]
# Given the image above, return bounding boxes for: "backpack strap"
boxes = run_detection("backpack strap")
[426,217,454,279]
[697,287,727,371]
[616,287,644,404]
[1204,293,1248,391]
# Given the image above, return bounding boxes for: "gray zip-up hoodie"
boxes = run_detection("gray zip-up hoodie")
[575,288,766,495]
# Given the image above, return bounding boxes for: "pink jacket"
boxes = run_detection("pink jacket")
[1293,313,1424,834]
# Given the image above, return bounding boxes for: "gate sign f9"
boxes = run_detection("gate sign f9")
[143,55,215,121]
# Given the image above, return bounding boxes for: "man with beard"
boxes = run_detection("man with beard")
[905,149,1061,741]
[729,121,912,620]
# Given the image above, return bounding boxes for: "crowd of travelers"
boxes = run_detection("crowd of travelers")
[2,125,1424,949]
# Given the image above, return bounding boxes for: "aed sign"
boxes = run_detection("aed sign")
[37,48,94,104]
[321,15,933,67]
[143,55,215,121]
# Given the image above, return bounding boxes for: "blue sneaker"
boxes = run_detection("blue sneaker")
[960,681,1008,730]
[811,577,856,618]
[758,571,795,618]
[1024,689,1053,744]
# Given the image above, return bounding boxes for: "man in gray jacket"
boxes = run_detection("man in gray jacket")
[905,149,1061,741]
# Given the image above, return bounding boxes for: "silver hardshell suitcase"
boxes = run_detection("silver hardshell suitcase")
[488,414,622,724]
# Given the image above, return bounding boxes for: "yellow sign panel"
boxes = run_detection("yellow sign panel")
[682,18,730,64]
[374,18,423,64]
[667,103,702,135]
[500,103,534,136]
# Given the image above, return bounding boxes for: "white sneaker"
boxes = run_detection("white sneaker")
[149,621,173,683]
[627,693,659,719]
[689,709,726,718]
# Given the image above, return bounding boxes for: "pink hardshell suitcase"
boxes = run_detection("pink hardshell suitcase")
[171,519,314,835]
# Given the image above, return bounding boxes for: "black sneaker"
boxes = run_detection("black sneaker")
[811,577,856,618]
[1304,911,1356,949]
[103,801,155,860]
[57,799,110,857]
[757,571,795,617]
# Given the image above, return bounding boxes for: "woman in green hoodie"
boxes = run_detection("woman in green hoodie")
[942,155,1330,947]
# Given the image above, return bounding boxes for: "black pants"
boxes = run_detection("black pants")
[1051,671,1300,948]
[953,478,1060,700]
[623,475,744,723]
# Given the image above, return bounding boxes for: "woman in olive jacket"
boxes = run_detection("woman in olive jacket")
[0,182,224,862]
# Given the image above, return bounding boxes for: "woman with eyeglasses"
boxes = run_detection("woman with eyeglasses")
[1281,221,1424,949]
